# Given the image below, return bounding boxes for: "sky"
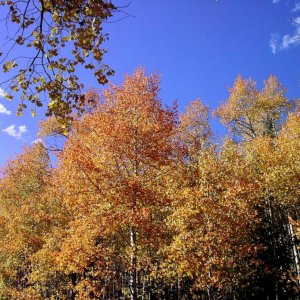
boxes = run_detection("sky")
[0,0,300,166]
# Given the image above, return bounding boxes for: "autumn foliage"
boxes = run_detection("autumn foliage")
[0,69,299,299]
[0,0,116,121]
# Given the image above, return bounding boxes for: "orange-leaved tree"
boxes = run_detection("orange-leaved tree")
[34,68,178,299]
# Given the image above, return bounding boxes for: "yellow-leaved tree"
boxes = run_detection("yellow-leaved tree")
[0,143,50,298]
[215,75,299,298]
[162,99,261,299]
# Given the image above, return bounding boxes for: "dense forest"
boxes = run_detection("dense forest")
[0,68,299,299]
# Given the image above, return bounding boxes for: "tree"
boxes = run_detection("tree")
[163,100,261,299]
[215,75,299,298]
[28,68,178,299]
[245,111,300,297]
[0,0,117,122]
[0,143,50,298]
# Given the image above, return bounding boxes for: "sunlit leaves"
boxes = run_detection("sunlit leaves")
[0,0,116,121]
[0,143,51,297]
[28,68,178,298]
[214,75,293,140]
[163,142,262,295]
[0,71,299,298]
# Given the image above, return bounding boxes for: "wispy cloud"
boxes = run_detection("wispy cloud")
[273,0,280,4]
[2,125,27,139]
[0,103,11,115]
[292,2,300,12]
[0,88,5,98]
[270,18,300,53]
[282,28,300,49]
[269,33,280,53]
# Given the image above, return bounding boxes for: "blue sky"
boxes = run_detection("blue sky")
[1,0,300,166]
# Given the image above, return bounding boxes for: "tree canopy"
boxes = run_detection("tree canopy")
[0,0,117,122]
[0,69,299,299]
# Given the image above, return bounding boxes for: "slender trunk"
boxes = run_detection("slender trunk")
[206,286,211,300]
[266,193,279,300]
[130,226,138,300]
[141,273,145,300]
[287,216,300,286]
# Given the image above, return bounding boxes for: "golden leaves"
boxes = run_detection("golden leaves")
[0,70,299,298]
[2,61,18,73]
[0,0,116,121]
[214,75,292,141]
[164,141,261,291]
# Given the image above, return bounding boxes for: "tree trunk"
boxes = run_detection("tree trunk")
[130,226,138,300]
[287,216,300,286]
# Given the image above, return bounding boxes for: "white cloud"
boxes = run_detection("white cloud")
[294,16,300,24]
[269,33,280,53]
[282,32,300,48]
[0,88,5,98]
[2,125,27,139]
[292,2,300,12]
[273,0,280,3]
[270,19,300,53]
[0,103,11,115]
[282,20,300,49]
